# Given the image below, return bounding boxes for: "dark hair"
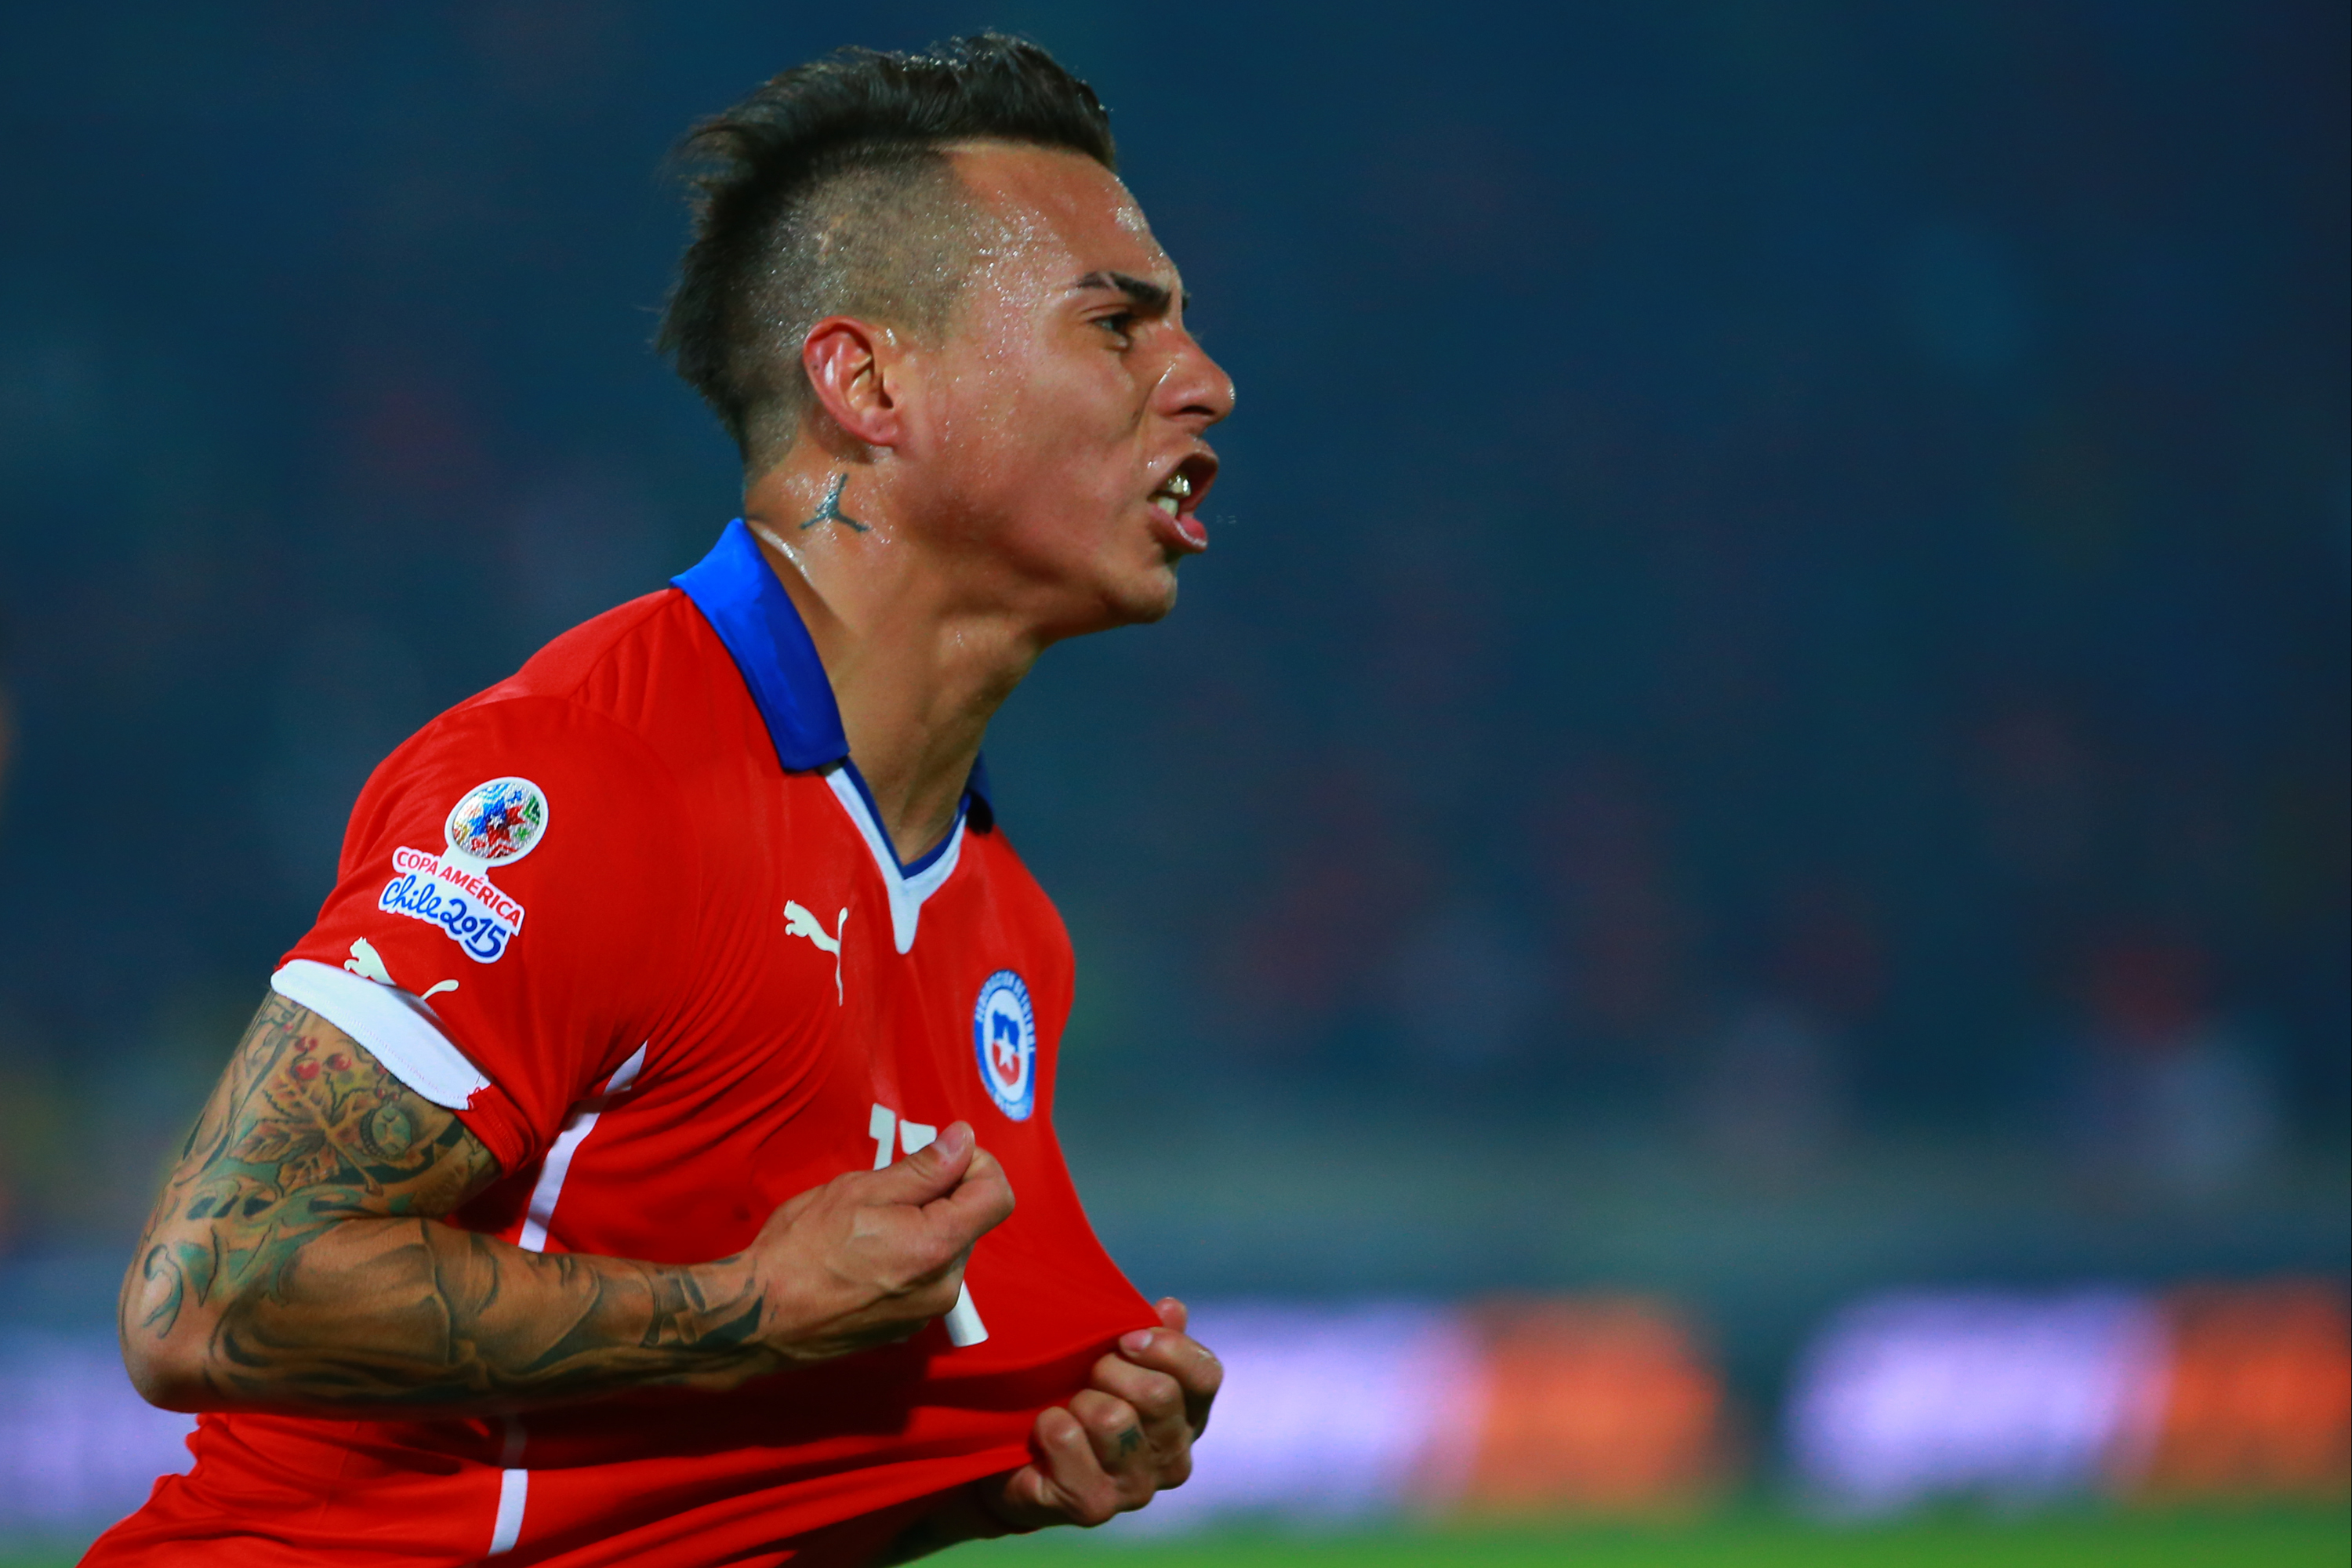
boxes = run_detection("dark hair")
[658,34,1116,467]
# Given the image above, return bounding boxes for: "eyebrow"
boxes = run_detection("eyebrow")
[1069,270,1188,315]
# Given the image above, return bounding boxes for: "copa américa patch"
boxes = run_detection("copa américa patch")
[377,778,546,963]
[444,776,550,865]
[972,969,1037,1121]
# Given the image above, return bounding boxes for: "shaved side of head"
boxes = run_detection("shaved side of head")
[720,147,976,463]
[658,36,1116,475]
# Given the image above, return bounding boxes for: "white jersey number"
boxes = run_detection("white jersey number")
[867,1102,987,1346]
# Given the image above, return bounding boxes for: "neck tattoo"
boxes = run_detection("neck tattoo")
[800,474,870,534]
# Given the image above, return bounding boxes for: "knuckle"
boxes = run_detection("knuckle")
[1136,1374,1181,1420]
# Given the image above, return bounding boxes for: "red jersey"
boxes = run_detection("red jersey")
[89,521,1156,1567]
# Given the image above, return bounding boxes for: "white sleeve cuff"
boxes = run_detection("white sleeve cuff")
[270,959,493,1110]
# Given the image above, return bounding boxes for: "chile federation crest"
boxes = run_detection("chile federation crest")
[972,970,1037,1121]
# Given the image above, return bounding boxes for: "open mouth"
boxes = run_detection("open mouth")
[1146,453,1217,552]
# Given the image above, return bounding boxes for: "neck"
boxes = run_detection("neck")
[742,456,1037,865]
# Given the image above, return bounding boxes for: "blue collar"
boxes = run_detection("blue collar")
[673,519,992,832]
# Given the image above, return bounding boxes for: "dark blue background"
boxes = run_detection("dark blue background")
[0,4,2343,1345]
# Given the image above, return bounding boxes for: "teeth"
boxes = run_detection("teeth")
[1152,495,1179,516]
[1155,470,1192,499]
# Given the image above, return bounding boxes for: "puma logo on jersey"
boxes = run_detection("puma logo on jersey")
[783,902,848,1004]
[345,938,396,985]
[344,938,459,1003]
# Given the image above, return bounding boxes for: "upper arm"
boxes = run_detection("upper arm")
[275,698,696,1175]
[121,991,501,1397]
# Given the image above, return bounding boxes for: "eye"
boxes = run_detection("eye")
[1095,311,1137,345]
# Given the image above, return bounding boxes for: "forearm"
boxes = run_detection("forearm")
[132,1216,774,1416]
[121,992,1010,1419]
[121,993,778,1417]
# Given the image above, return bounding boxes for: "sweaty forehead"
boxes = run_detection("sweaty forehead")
[945,142,1171,285]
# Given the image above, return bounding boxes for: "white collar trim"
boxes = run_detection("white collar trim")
[823,764,965,953]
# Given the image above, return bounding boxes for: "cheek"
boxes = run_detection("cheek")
[937,419,1068,514]
[946,380,1133,506]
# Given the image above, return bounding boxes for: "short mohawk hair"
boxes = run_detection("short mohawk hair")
[658,34,1117,466]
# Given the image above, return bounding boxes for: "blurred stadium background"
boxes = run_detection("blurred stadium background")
[0,1,2343,1562]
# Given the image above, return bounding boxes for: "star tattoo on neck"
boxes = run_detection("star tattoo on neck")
[800,474,870,533]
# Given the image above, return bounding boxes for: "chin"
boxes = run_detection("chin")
[1052,568,1177,640]
[1109,563,1182,626]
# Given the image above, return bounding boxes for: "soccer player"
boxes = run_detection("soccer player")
[89,35,1232,1567]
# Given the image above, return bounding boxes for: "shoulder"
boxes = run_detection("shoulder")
[343,598,725,887]
[471,586,726,735]
[966,818,1055,909]
[964,822,1076,974]
[360,588,735,808]
[363,692,679,826]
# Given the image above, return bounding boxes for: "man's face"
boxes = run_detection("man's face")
[904,143,1234,637]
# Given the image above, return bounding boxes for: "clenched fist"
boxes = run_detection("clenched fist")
[736,1120,1015,1365]
[989,1296,1222,1527]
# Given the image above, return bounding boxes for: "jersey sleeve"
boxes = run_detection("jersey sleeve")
[275,694,696,1176]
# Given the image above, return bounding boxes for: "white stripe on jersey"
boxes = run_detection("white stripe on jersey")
[270,960,489,1108]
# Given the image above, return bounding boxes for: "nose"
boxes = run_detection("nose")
[1156,329,1236,427]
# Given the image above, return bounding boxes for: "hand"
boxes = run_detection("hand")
[736,1120,1015,1365]
[985,1298,1224,1529]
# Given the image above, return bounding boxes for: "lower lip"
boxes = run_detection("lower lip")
[1147,503,1209,554]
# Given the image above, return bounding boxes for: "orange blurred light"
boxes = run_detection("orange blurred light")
[1447,1296,1730,1515]
[2129,1279,2351,1502]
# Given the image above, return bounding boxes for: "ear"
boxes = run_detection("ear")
[801,316,907,449]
